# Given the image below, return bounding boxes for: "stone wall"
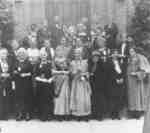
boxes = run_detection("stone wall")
[12,0,140,40]
[13,0,46,40]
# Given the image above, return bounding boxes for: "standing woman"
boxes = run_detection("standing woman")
[107,50,126,119]
[127,47,150,119]
[0,48,13,120]
[70,47,92,121]
[53,37,71,120]
[13,48,33,121]
[34,48,54,121]
[89,50,108,120]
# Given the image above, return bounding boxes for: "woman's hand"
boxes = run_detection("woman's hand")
[136,71,146,80]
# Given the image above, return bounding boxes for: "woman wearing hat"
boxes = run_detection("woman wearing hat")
[34,48,54,121]
[70,47,92,120]
[0,48,13,120]
[13,48,33,121]
[53,37,71,120]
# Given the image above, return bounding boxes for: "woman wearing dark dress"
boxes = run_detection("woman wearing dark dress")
[13,48,33,121]
[34,48,54,121]
[107,50,126,119]
[89,50,109,120]
[0,48,13,120]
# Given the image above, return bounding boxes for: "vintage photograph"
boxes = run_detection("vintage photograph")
[0,0,149,133]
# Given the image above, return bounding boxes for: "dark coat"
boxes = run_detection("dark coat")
[89,59,109,116]
[35,62,54,99]
[13,60,33,98]
[34,62,54,115]
[106,58,126,98]
[51,25,64,48]
[0,59,13,97]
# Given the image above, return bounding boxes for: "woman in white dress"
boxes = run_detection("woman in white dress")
[53,37,71,121]
[70,47,92,121]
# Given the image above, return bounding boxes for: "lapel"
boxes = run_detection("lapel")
[0,59,10,73]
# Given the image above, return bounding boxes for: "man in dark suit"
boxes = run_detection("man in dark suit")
[51,16,64,48]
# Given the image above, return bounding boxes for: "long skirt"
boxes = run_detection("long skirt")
[127,75,149,111]
[54,75,70,115]
[70,77,91,116]
[143,95,150,133]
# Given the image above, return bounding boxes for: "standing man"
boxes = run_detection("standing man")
[51,16,64,48]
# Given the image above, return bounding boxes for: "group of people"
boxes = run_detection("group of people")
[0,19,150,122]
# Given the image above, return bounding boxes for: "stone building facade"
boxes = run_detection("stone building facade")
[10,0,140,40]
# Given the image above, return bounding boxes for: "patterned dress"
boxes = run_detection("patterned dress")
[70,59,92,116]
[54,45,71,115]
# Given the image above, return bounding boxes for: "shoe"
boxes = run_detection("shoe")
[48,115,54,121]
[40,117,47,121]
[16,113,23,121]
[25,113,31,121]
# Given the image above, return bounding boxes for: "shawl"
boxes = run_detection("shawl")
[138,54,150,73]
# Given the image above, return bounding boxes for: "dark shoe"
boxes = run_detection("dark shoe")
[25,113,31,121]
[47,115,53,121]
[16,113,23,121]
[40,117,47,121]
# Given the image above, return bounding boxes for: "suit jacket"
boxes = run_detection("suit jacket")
[106,58,126,97]
[0,59,13,96]
[13,60,33,97]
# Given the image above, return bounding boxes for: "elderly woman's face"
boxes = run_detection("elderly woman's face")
[129,48,136,57]
[17,52,27,62]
